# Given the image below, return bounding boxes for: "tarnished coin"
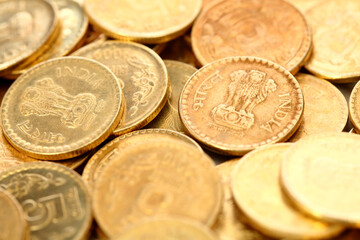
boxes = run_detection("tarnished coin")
[232,143,344,239]
[349,81,360,133]
[281,133,360,226]
[113,218,218,240]
[1,57,124,160]
[72,41,168,135]
[0,162,92,240]
[289,73,348,142]
[305,0,360,82]
[0,0,59,75]
[213,160,271,240]
[191,0,312,74]
[84,0,202,44]
[0,187,29,240]
[147,60,197,132]
[82,128,202,190]
[93,139,222,237]
[179,56,304,155]
[160,37,198,67]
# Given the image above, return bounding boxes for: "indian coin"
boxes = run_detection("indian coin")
[1,56,124,160]
[289,73,348,142]
[84,0,202,44]
[232,143,344,239]
[305,0,360,82]
[82,128,202,190]
[72,41,168,135]
[0,159,23,173]
[191,0,312,74]
[179,56,304,156]
[160,37,198,67]
[0,162,92,240]
[113,218,218,240]
[349,81,360,133]
[147,60,197,132]
[93,139,222,237]
[281,133,360,226]
[0,187,29,240]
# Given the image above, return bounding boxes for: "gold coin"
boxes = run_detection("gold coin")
[1,56,124,160]
[213,159,271,240]
[84,0,202,44]
[72,41,169,135]
[113,218,218,240]
[232,143,344,238]
[0,187,29,240]
[160,37,198,67]
[349,80,360,133]
[93,139,222,238]
[281,133,360,226]
[147,60,197,132]
[0,162,92,239]
[286,0,326,12]
[289,73,348,142]
[191,0,312,74]
[82,128,202,191]
[0,0,59,75]
[179,56,304,156]
[0,159,23,173]
[305,0,360,82]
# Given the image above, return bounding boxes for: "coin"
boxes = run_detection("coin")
[113,218,218,240]
[232,143,344,238]
[93,139,222,237]
[161,37,198,67]
[84,0,202,44]
[0,162,92,239]
[281,133,360,226]
[0,0,59,76]
[0,159,23,173]
[72,41,169,135]
[305,0,360,82]
[213,159,271,240]
[0,187,29,240]
[147,60,197,132]
[289,73,348,142]
[191,0,312,74]
[82,128,202,191]
[286,0,326,12]
[179,56,304,155]
[348,81,360,133]
[1,56,124,160]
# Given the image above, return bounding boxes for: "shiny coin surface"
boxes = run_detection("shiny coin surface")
[1,57,124,160]
[113,218,218,240]
[289,73,348,142]
[349,81,360,133]
[93,139,222,237]
[281,133,360,226]
[191,0,312,74]
[147,60,197,132]
[232,143,344,239]
[305,0,360,82]
[179,56,304,155]
[84,0,202,44]
[72,41,168,135]
[0,162,92,240]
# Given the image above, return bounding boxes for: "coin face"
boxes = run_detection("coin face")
[349,81,360,132]
[305,0,360,81]
[72,41,168,135]
[0,0,58,74]
[281,133,360,226]
[84,0,202,44]
[191,0,312,74]
[0,162,92,239]
[93,139,222,237]
[1,57,124,160]
[179,56,304,155]
[232,143,344,239]
[147,60,197,132]
[289,73,348,141]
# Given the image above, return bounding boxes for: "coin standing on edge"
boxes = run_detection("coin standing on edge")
[179,56,304,155]
[1,57,124,160]
[349,80,360,133]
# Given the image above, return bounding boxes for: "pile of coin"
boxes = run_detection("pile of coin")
[0,0,360,239]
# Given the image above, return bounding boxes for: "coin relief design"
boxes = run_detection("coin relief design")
[350,80,360,132]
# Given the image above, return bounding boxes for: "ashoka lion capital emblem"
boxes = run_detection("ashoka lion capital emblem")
[212,70,277,130]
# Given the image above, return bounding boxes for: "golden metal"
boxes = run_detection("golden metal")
[160,37,198,67]
[349,80,360,133]
[286,0,326,12]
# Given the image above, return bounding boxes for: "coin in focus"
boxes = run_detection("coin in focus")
[191,0,312,74]
[0,162,92,239]
[1,57,124,160]
[179,56,304,155]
